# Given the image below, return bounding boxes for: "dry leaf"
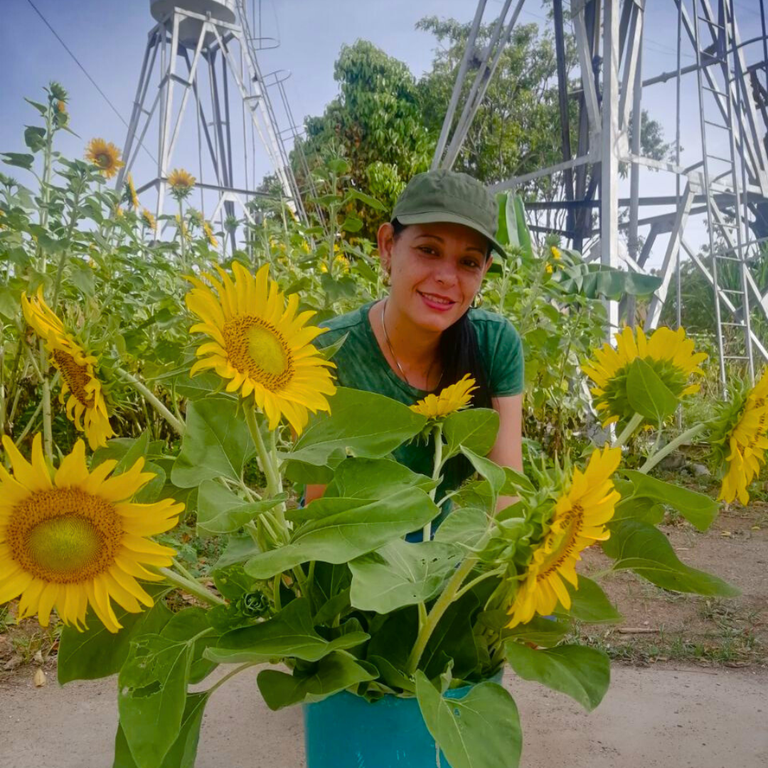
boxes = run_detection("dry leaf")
[34,668,47,687]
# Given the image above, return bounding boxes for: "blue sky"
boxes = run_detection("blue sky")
[0,0,765,266]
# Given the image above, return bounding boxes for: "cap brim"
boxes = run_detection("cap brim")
[394,211,507,258]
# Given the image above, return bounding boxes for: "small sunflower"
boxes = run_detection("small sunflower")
[550,246,562,261]
[203,221,218,249]
[85,138,124,180]
[168,168,196,199]
[141,208,157,231]
[21,290,114,450]
[710,369,768,505]
[185,262,336,434]
[0,434,182,633]
[56,100,67,114]
[582,326,707,426]
[410,374,477,420]
[545,263,554,275]
[126,174,139,210]
[507,446,621,628]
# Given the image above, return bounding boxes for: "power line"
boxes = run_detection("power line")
[24,0,156,163]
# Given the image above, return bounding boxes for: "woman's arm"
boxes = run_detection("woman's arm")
[487,394,524,512]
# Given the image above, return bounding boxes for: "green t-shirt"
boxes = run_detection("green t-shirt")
[314,302,524,519]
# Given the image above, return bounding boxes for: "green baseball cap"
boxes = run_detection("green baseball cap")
[391,169,505,257]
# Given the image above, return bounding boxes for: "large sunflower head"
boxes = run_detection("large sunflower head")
[125,173,139,210]
[21,290,114,449]
[185,262,336,434]
[410,374,477,420]
[0,434,183,633]
[582,326,707,427]
[709,368,768,505]
[506,446,621,628]
[85,138,124,180]
[168,168,196,200]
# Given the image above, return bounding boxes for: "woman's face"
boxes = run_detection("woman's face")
[378,221,494,333]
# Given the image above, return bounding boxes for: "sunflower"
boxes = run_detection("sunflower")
[545,263,554,275]
[141,208,157,231]
[203,221,218,249]
[0,434,182,633]
[85,138,124,180]
[185,262,336,434]
[168,168,195,199]
[56,100,67,114]
[711,369,768,505]
[126,173,139,209]
[550,246,562,260]
[507,446,621,628]
[582,326,707,427]
[410,374,477,420]
[21,290,114,450]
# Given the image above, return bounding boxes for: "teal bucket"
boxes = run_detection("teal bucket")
[302,673,502,768]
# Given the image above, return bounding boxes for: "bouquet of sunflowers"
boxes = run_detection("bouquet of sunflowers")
[2,256,754,768]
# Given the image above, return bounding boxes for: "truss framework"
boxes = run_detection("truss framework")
[433,0,768,388]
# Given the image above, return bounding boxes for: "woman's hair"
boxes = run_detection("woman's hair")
[391,219,492,408]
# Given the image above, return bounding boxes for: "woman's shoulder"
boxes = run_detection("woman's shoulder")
[315,302,374,348]
[468,307,520,338]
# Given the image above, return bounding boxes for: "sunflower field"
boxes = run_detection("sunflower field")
[1,86,765,768]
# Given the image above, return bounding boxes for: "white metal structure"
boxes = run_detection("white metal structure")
[434,0,768,387]
[116,0,308,240]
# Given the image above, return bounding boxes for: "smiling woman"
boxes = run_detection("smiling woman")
[307,170,524,529]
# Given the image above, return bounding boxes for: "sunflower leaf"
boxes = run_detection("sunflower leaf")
[554,575,623,624]
[415,671,523,768]
[626,358,678,423]
[196,479,287,536]
[442,407,499,460]
[207,598,368,663]
[619,470,719,531]
[603,519,740,596]
[257,651,377,710]
[504,642,610,712]
[171,398,255,488]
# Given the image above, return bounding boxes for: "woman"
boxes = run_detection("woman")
[306,169,524,531]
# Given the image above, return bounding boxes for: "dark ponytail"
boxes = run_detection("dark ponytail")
[391,219,492,408]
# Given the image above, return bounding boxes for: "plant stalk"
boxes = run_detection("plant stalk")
[116,367,185,436]
[611,412,644,448]
[422,422,444,542]
[158,567,225,606]
[639,423,706,474]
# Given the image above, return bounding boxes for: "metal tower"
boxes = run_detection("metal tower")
[116,0,310,237]
[433,0,768,388]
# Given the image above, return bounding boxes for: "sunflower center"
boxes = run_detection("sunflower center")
[95,152,112,168]
[52,349,94,408]
[222,315,294,391]
[536,503,584,581]
[27,517,102,575]
[7,488,122,583]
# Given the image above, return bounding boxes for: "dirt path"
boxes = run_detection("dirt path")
[1,664,766,768]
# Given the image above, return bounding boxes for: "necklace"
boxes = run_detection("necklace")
[380,300,441,390]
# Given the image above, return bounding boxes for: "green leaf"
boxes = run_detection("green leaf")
[208,598,368,663]
[214,533,260,569]
[324,457,434,499]
[160,608,219,684]
[604,519,740,596]
[257,651,377,710]
[477,612,571,648]
[283,387,427,478]
[555,263,662,300]
[341,216,364,233]
[460,447,506,508]
[118,634,194,768]
[24,126,47,152]
[114,692,209,768]
[349,540,461,613]
[620,470,719,531]
[346,189,387,211]
[171,399,254,488]
[626,358,679,423]
[2,152,35,170]
[196,479,287,536]
[368,655,415,693]
[433,504,489,550]
[505,642,610,711]
[442,408,499,460]
[246,487,439,578]
[422,592,480,680]
[415,672,522,768]
[557,576,622,624]
[58,590,172,685]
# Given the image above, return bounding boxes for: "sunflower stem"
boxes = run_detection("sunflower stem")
[639,423,706,474]
[14,374,58,446]
[244,406,285,528]
[406,556,478,675]
[453,566,506,603]
[172,558,200,584]
[39,341,53,463]
[273,574,282,611]
[117,368,185,436]
[158,567,225,606]
[206,662,258,696]
[422,422,444,542]
[611,412,644,448]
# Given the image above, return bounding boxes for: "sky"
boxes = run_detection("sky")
[0,0,766,269]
